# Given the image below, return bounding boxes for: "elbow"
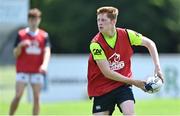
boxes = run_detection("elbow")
[145,39,156,49]
[142,36,156,48]
[101,70,113,79]
[149,40,156,48]
[13,48,20,58]
[13,53,19,59]
[13,49,17,58]
[102,72,109,78]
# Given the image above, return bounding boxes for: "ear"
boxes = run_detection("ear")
[111,19,117,25]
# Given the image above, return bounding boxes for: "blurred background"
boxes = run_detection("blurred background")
[0,0,180,115]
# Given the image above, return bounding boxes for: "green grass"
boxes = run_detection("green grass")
[1,65,180,115]
[0,99,180,115]
[0,65,15,85]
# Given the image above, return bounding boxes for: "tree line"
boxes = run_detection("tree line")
[31,0,180,53]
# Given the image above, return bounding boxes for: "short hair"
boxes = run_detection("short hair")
[28,8,41,18]
[97,6,118,20]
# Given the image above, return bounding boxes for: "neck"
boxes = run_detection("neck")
[29,27,38,32]
[104,27,116,37]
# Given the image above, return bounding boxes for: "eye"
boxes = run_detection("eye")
[101,19,105,22]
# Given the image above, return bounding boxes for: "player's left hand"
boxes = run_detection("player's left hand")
[39,65,47,74]
[155,68,164,83]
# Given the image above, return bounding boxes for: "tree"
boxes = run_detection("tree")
[31,0,180,53]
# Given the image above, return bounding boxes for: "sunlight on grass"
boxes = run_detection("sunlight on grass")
[0,65,180,115]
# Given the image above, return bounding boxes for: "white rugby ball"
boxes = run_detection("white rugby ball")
[145,75,163,93]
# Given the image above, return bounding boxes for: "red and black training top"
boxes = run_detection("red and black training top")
[14,28,50,73]
[87,28,133,97]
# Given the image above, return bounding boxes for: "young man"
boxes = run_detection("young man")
[87,6,164,115]
[9,8,51,115]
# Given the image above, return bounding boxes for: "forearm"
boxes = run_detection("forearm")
[104,69,135,85]
[13,45,22,58]
[148,42,161,70]
[96,60,135,85]
[96,60,146,90]
[142,37,161,70]
[41,47,51,68]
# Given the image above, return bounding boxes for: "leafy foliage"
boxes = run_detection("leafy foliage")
[31,0,180,53]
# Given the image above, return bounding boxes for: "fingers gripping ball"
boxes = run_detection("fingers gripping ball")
[145,75,163,93]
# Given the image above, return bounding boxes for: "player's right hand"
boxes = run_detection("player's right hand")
[18,40,31,47]
[133,80,147,92]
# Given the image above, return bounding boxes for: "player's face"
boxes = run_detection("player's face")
[28,16,41,29]
[97,13,114,34]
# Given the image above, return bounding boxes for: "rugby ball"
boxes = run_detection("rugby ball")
[145,75,163,93]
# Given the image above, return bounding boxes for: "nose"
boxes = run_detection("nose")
[98,23,102,26]
[98,21,102,25]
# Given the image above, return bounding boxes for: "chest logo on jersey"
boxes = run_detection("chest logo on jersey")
[25,40,41,55]
[108,53,125,71]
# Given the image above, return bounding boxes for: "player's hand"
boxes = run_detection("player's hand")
[133,80,147,92]
[155,68,164,83]
[39,64,47,74]
[18,40,31,48]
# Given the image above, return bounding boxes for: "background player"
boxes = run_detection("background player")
[9,8,51,115]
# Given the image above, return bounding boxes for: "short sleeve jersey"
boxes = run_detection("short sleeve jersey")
[14,29,51,48]
[90,29,143,60]
[14,28,51,73]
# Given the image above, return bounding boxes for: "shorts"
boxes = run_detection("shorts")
[92,85,135,114]
[16,72,44,85]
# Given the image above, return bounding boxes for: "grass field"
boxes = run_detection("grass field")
[0,99,180,115]
[0,66,180,115]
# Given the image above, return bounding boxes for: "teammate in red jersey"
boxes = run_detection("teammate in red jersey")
[9,8,51,115]
[87,6,164,115]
